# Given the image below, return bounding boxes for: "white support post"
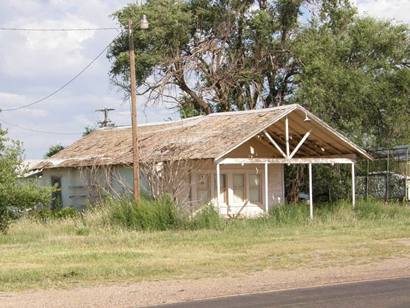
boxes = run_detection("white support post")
[264,131,287,158]
[289,131,311,159]
[216,163,221,214]
[352,163,356,209]
[285,115,290,158]
[264,162,269,213]
[309,163,313,219]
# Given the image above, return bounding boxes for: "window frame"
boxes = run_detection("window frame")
[232,173,246,205]
[214,173,228,204]
[248,173,262,205]
[196,173,211,204]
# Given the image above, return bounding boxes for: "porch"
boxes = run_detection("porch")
[207,107,368,218]
[214,158,357,218]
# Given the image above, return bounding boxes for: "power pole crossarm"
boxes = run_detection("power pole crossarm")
[96,107,115,128]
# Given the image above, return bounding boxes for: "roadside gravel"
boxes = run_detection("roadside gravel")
[1,256,410,308]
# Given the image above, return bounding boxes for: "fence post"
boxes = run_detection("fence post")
[352,163,356,209]
[385,150,390,202]
[366,160,369,200]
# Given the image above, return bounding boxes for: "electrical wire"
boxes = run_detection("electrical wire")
[0,27,120,31]
[0,118,81,135]
[0,33,121,112]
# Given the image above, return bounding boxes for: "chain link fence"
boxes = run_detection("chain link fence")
[356,145,410,202]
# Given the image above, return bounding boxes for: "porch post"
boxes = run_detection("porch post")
[352,162,356,209]
[216,163,221,214]
[264,162,269,213]
[309,163,313,219]
[285,116,290,158]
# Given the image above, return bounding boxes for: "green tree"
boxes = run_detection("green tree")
[45,144,65,158]
[0,129,52,232]
[109,0,409,201]
[109,0,409,148]
[294,15,410,147]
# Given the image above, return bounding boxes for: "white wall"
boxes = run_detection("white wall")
[40,168,87,209]
[40,161,285,217]
[190,163,285,217]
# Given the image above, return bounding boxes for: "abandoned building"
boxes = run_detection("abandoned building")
[32,104,372,217]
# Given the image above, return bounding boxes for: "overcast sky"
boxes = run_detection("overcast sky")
[0,0,408,159]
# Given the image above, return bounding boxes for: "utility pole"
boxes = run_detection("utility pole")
[96,107,115,128]
[129,19,140,204]
[128,13,149,204]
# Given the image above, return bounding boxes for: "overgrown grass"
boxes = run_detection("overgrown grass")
[0,199,409,291]
[85,196,410,231]
[101,196,179,231]
[83,195,225,231]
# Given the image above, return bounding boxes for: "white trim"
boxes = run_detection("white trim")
[218,157,356,165]
[214,104,372,162]
[285,115,290,158]
[214,105,298,161]
[352,163,356,209]
[309,163,313,219]
[264,162,269,213]
[296,105,373,160]
[216,163,221,212]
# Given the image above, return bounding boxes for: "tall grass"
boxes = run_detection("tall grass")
[84,196,224,231]
[80,197,410,232]
[103,195,179,231]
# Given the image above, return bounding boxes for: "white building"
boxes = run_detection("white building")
[32,104,372,217]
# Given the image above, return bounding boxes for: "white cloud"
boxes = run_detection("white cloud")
[354,0,410,24]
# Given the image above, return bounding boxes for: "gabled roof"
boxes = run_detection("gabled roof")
[35,104,371,169]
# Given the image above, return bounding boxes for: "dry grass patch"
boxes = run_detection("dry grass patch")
[1,201,410,291]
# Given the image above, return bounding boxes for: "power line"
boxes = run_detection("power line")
[1,34,121,112]
[0,27,120,31]
[0,118,81,135]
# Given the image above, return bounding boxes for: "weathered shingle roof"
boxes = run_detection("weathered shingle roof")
[35,104,371,169]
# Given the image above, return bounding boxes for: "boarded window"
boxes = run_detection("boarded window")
[51,176,62,210]
[232,174,245,204]
[197,174,210,204]
[249,174,261,203]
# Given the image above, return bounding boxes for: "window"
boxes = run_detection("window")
[197,174,210,204]
[214,174,228,204]
[232,174,245,204]
[249,174,261,204]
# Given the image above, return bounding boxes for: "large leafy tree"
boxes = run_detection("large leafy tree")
[109,0,309,113]
[294,14,410,147]
[108,0,409,147]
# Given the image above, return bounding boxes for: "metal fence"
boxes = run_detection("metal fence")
[356,145,410,202]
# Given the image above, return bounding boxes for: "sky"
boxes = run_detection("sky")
[0,0,409,159]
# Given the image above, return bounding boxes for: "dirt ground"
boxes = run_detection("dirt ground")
[1,257,410,308]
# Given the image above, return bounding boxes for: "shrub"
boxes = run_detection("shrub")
[0,129,52,232]
[188,205,225,230]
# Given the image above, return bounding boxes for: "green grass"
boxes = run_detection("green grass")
[0,200,409,291]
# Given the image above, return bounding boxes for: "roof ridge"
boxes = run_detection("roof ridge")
[97,105,301,131]
[208,104,299,116]
[98,115,206,130]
